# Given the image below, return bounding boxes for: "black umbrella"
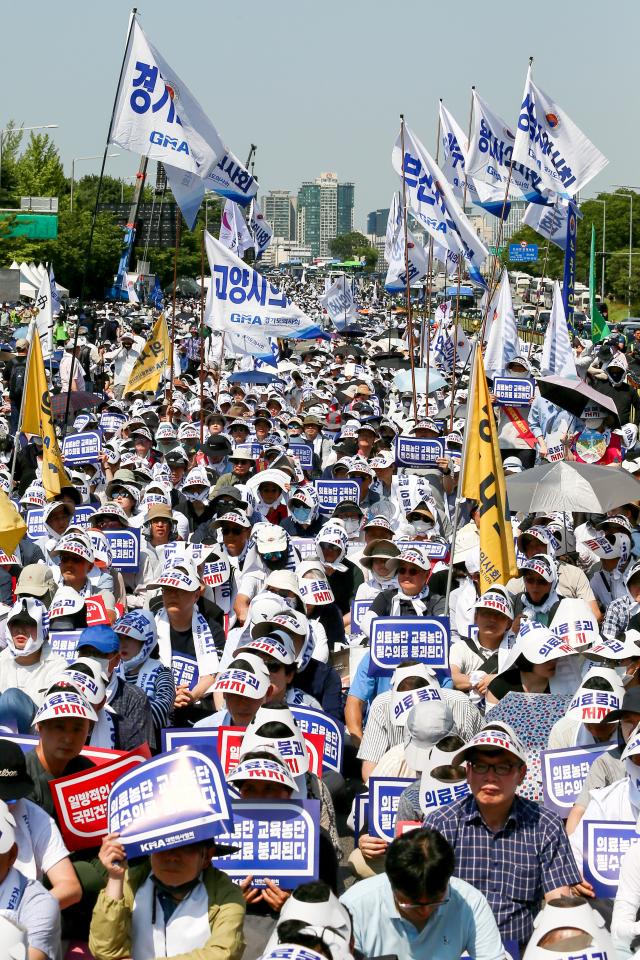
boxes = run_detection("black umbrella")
[370,352,412,370]
[51,391,106,419]
[537,375,621,426]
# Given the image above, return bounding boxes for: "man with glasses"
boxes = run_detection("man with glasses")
[424,725,580,948]
[340,828,503,960]
[213,510,252,567]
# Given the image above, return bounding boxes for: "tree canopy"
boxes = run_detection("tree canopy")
[329,231,379,271]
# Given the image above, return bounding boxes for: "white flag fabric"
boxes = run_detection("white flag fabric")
[110,17,224,178]
[392,125,489,288]
[204,232,325,340]
[227,331,278,368]
[219,200,253,258]
[438,103,507,218]
[204,148,257,207]
[483,271,519,379]
[319,276,359,331]
[512,68,608,198]
[466,90,550,205]
[541,281,578,378]
[248,197,273,258]
[523,198,569,250]
[49,265,60,317]
[384,193,428,292]
[122,275,139,304]
[33,270,53,357]
[164,164,204,230]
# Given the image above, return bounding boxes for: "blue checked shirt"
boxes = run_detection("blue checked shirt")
[424,794,581,944]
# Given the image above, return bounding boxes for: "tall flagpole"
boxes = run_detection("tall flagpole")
[168,212,182,406]
[62,7,138,438]
[420,108,443,381]
[199,223,206,444]
[400,115,419,423]
[9,321,35,492]
[527,240,551,357]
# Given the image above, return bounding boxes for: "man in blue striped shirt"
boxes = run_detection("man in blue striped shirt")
[424,724,581,947]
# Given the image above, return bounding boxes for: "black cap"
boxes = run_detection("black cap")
[607,687,640,722]
[0,738,35,800]
[204,436,233,458]
[211,486,248,510]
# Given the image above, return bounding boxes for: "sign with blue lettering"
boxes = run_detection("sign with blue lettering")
[583,821,640,897]
[212,800,319,888]
[351,599,373,634]
[541,743,614,817]
[493,377,535,406]
[26,506,96,541]
[353,791,369,843]
[49,631,82,662]
[233,443,263,459]
[100,412,127,433]
[171,654,199,691]
[62,431,102,464]
[103,529,140,571]
[369,617,450,673]
[107,747,233,857]
[287,444,313,470]
[395,436,444,468]
[161,728,219,759]
[369,777,414,842]
[509,242,538,262]
[290,706,343,774]
[314,480,360,513]
[290,537,318,560]
[395,539,449,559]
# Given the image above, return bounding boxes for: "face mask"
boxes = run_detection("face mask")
[6,620,43,658]
[412,520,433,534]
[343,519,361,536]
[291,505,312,524]
[508,369,528,380]
[626,756,640,810]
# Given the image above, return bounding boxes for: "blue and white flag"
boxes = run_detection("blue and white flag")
[164,163,204,230]
[110,16,224,178]
[541,281,578,378]
[523,197,570,250]
[248,197,273,259]
[149,275,164,309]
[392,125,489,289]
[228,331,279,369]
[466,90,550,205]
[512,68,608,198]
[121,274,139,304]
[204,232,325,340]
[49,265,60,317]
[483,270,519,379]
[438,102,510,220]
[204,148,257,207]
[219,200,253,258]
[383,193,428,292]
[319,276,359,331]
[33,270,53,357]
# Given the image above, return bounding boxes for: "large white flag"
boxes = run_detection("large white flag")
[110,17,224,177]
[438,102,508,218]
[319,276,359,331]
[164,164,204,230]
[219,200,253,257]
[392,125,489,288]
[541,281,578,378]
[33,270,53,357]
[512,68,608,198]
[122,275,140,304]
[483,270,520,379]
[384,193,428,292]
[164,148,259,229]
[248,197,273,258]
[523,198,569,250]
[227,331,278,368]
[466,90,550,205]
[204,232,325,340]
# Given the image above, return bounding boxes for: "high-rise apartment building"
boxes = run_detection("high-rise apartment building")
[296,173,355,257]
[367,208,390,238]
[263,190,296,241]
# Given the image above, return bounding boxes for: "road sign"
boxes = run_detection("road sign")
[509,242,538,263]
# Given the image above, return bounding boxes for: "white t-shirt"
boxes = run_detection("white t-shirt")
[0,647,68,707]
[11,797,70,880]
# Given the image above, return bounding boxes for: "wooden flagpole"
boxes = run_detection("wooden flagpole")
[400,115,419,423]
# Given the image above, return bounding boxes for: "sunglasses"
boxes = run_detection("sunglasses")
[397,565,422,576]
[221,526,243,536]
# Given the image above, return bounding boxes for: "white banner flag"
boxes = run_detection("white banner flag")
[49,265,60,317]
[512,68,608,198]
[33,270,53,358]
[248,197,273,258]
[523,198,569,250]
[110,17,224,178]
[219,200,253,258]
[541,281,578,378]
[227,331,278,368]
[319,276,359,331]
[392,125,489,288]
[439,102,507,218]
[204,232,324,340]
[122,275,140,304]
[384,193,428,292]
[483,270,519,379]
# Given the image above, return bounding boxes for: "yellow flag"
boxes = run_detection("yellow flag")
[461,346,518,592]
[21,331,70,500]
[124,313,170,394]
[0,488,27,555]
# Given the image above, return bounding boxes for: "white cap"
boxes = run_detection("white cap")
[34,690,98,725]
[226,757,297,792]
[452,723,527,766]
[403,700,456,770]
[240,705,309,776]
[0,799,16,854]
[212,654,271,699]
[151,561,201,592]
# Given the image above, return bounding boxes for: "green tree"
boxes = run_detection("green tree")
[329,231,378,271]
[14,132,66,199]
[0,122,24,205]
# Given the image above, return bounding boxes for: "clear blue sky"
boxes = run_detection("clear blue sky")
[3,0,635,229]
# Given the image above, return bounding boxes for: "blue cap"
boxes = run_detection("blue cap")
[77,625,119,655]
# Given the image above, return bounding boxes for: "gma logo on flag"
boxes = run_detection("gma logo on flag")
[461,347,518,592]
[124,313,170,395]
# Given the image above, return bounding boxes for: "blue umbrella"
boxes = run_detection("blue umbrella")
[227,370,283,385]
[392,367,446,394]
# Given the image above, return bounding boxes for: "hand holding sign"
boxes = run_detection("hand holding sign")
[98,833,128,881]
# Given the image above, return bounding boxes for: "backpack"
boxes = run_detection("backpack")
[78,345,92,375]
[9,361,26,404]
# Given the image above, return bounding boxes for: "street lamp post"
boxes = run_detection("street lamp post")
[613,187,640,317]
[70,153,119,212]
[592,199,606,302]
[0,124,58,188]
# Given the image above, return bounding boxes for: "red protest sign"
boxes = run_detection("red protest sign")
[217,727,324,778]
[50,745,150,850]
[85,596,110,626]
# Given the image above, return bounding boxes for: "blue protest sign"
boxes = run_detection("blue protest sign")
[395,436,444,468]
[353,792,369,843]
[369,777,414,842]
[541,743,615,817]
[287,444,314,470]
[171,654,199,691]
[103,529,141,571]
[26,506,96,541]
[583,820,640,897]
[49,631,82,662]
[161,728,219,758]
[314,480,360,513]
[351,599,373,634]
[234,443,263,459]
[212,800,320,888]
[509,242,538,262]
[493,377,535,406]
[62,431,102,464]
[100,412,127,433]
[369,617,450,673]
[395,539,449,559]
[290,537,318,560]
[290,705,344,774]
[107,747,234,857]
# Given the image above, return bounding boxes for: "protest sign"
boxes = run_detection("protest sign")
[541,743,615,817]
[369,617,450,673]
[85,596,110,626]
[62,431,102,464]
[103,529,141,572]
[396,539,449,559]
[212,800,320,888]
[353,791,369,843]
[395,436,444,468]
[100,412,127,433]
[368,777,415,842]
[492,378,535,406]
[50,747,150,850]
[395,820,422,836]
[26,506,95,540]
[287,444,313,470]
[582,821,640,897]
[49,630,82,662]
[108,747,234,857]
[290,706,344,773]
[172,654,199,691]
[290,537,318,560]
[314,480,360,513]
[217,727,323,777]
[350,599,373,636]
[161,727,218,758]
